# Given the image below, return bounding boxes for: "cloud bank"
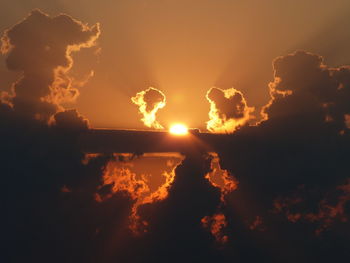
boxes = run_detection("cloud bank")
[1,10,350,263]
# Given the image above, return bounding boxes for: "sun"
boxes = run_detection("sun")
[169,123,188,135]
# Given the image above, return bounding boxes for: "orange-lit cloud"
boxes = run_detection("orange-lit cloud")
[249,216,265,231]
[306,180,350,235]
[201,153,236,245]
[131,87,166,129]
[3,8,350,260]
[260,79,293,122]
[274,179,350,235]
[99,153,184,234]
[206,87,253,133]
[103,162,150,200]
[205,153,238,202]
[201,213,228,244]
[345,114,350,129]
[1,9,100,122]
[273,195,304,223]
[260,50,350,131]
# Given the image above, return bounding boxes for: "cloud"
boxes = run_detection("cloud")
[0,11,115,263]
[99,153,183,234]
[214,50,350,262]
[206,87,254,133]
[54,109,89,131]
[262,50,350,133]
[201,213,228,244]
[205,152,238,202]
[131,152,223,262]
[131,87,166,129]
[274,179,350,235]
[1,10,350,262]
[1,9,100,122]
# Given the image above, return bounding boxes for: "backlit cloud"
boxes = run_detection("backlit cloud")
[1,9,100,122]
[1,10,350,262]
[206,87,254,133]
[131,87,166,129]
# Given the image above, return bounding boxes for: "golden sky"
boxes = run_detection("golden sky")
[1,0,350,129]
[2,4,350,261]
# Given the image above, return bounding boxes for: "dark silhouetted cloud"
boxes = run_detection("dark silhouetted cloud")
[1,9,100,122]
[215,50,350,263]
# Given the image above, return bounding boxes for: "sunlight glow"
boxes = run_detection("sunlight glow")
[169,124,188,135]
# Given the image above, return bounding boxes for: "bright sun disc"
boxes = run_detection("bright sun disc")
[169,124,188,135]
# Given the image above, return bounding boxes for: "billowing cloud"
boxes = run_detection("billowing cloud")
[206,87,254,133]
[131,87,166,129]
[99,153,183,234]
[1,9,100,122]
[214,50,350,262]
[0,11,110,262]
[205,153,238,202]
[274,179,350,235]
[54,109,89,131]
[2,10,350,262]
[262,50,350,133]
[201,213,228,244]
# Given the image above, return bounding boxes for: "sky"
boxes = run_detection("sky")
[1,2,350,263]
[1,0,350,129]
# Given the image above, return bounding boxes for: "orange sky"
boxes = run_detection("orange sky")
[1,0,350,130]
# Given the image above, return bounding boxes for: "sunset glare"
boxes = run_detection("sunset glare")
[169,124,188,135]
[2,3,350,262]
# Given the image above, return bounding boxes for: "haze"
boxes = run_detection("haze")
[1,0,350,129]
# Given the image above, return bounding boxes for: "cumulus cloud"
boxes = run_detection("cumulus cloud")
[54,109,89,131]
[215,50,350,262]
[1,9,100,122]
[0,11,110,262]
[2,10,350,262]
[206,87,254,133]
[201,213,228,244]
[131,87,166,129]
[274,179,350,235]
[205,153,238,202]
[262,50,350,133]
[130,152,223,262]
[99,153,183,234]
